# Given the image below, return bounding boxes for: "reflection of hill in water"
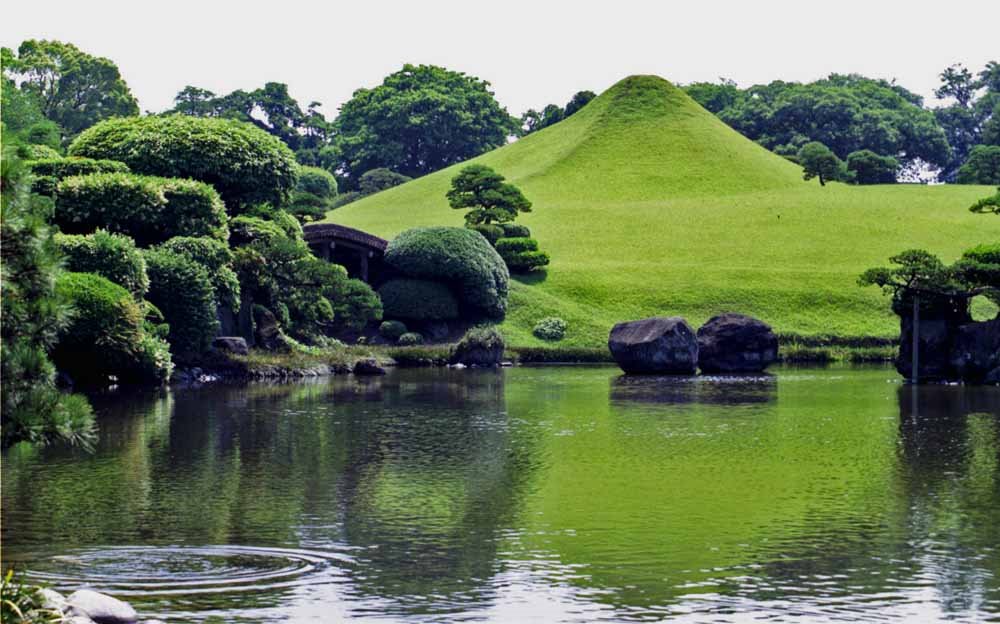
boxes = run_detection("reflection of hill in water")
[609,373,777,406]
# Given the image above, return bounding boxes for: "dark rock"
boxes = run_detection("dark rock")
[211,336,249,356]
[451,328,505,367]
[950,318,1000,383]
[66,590,138,624]
[353,358,386,375]
[252,306,285,351]
[896,298,972,381]
[696,313,778,373]
[608,317,698,374]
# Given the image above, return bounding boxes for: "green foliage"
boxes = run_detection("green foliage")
[358,168,411,196]
[335,64,516,179]
[18,144,61,160]
[468,223,504,245]
[520,90,595,135]
[68,114,298,211]
[496,237,551,273]
[453,325,505,361]
[2,39,139,137]
[289,166,338,222]
[331,191,363,208]
[55,230,149,298]
[858,249,968,315]
[384,227,509,318]
[55,172,228,246]
[378,278,460,321]
[397,331,424,346]
[846,150,899,185]
[1,136,95,447]
[143,249,219,358]
[954,243,1000,306]
[447,164,532,225]
[28,156,129,196]
[54,272,172,384]
[532,316,568,341]
[970,188,1000,215]
[1,568,65,623]
[797,142,848,186]
[155,236,240,310]
[379,320,408,340]
[1,74,63,148]
[499,222,531,238]
[327,277,383,331]
[933,61,1000,180]
[229,215,288,246]
[957,145,1000,184]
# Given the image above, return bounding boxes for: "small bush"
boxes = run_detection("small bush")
[499,222,531,238]
[20,143,61,160]
[297,165,338,198]
[288,191,330,222]
[68,114,298,211]
[533,317,568,341]
[331,191,362,208]
[384,227,509,318]
[379,320,408,340]
[229,215,289,246]
[56,230,149,298]
[53,272,172,384]
[496,237,550,273]
[328,277,383,331]
[495,237,539,255]
[398,332,424,346]
[55,172,228,246]
[156,236,240,310]
[28,156,129,195]
[452,325,505,366]
[378,278,460,320]
[468,223,504,246]
[359,168,411,195]
[144,249,219,357]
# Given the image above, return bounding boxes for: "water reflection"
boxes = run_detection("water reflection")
[2,367,999,622]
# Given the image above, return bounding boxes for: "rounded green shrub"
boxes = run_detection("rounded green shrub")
[468,223,503,246]
[143,248,219,358]
[499,223,531,238]
[397,332,424,346]
[496,237,551,273]
[379,320,408,340]
[55,172,228,246]
[378,278,460,321]
[20,144,61,160]
[359,168,411,195]
[384,227,509,318]
[68,114,298,211]
[296,165,338,199]
[532,317,568,341]
[451,325,505,366]
[155,236,240,310]
[495,237,540,255]
[229,215,289,246]
[55,230,149,298]
[328,277,383,331]
[28,157,129,196]
[53,272,172,384]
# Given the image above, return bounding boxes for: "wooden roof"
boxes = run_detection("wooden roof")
[302,223,388,252]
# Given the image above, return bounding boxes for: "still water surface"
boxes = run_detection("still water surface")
[2,366,999,622]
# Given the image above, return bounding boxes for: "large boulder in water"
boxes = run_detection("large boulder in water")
[696,313,778,373]
[66,589,138,624]
[608,317,698,374]
[950,318,1000,383]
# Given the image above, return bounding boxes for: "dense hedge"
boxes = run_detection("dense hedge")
[468,223,503,245]
[155,236,240,310]
[55,230,149,298]
[229,215,288,246]
[384,227,509,318]
[143,249,220,358]
[55,172,228,246]
[495,237,551,273]
[28,157,129,196]
[68,115,298,211]
[499,223,531,238]
[378,278,460,320]
[297,166,338,198]
[52,272,172,384]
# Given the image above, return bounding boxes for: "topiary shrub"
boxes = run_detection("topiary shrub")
[328,277,383,331]
[378,278,460,321]
[296,165,338,198]
[55,172,228,246]
[28,157,129,196]
[532,317,568,341]
[384,227,509,319]
[359,168,411,195]
[53,272,172,384]
[499,222,531,238]
[68,114,298,212]
[495,237,551,273]
[379,320,408,340]
[451,326,505,366]
[397,332,424,346]
[20,144,61,160]
[155,236,240,310]
[55,230,149,298]
[143,248,219,358]
[229,215,288,246]
[468,223,503,246]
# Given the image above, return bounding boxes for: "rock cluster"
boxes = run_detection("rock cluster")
[35,589,161,624]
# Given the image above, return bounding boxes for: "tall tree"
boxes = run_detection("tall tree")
[519,90,595,136]
[798,142,848,186]
[335,64,517,179]
[1,40,138,138]
[447,164,531,225]
[934,61,1000,180]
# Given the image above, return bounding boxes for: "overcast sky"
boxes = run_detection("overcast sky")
[3,0,998,118]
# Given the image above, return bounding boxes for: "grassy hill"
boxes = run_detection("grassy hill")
[325,75,997,349]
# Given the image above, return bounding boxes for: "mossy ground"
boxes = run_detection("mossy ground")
[326,76,999,350]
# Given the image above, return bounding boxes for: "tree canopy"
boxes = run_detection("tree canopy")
[797,142,847,186]
[334,64,517,180]
[934,61,1000,180]
[447,165,532,225]
[519,90,596,135]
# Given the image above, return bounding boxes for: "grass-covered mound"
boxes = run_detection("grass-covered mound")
[327,75,998,348]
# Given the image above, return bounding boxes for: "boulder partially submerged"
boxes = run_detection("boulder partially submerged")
[697,313,778,373]
[608,317,698,374]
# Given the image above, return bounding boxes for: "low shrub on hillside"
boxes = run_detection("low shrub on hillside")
[496,237,550,273]
[359,168,411,195]
[156,236,240,310]
[532,316,567,341]
[143,248,220,358]
[379,320,408,340]
[56,230,149,298]
[28,156,129,196]
[378,278,459,320]
[55,172,228,246]
[398,331,424,346]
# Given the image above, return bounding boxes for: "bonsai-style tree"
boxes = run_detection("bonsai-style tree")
[447,164,531,225]
[798,141,848,186]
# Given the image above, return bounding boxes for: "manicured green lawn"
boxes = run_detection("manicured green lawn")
[325,76,998,349]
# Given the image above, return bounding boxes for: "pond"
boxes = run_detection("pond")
[2,366,999,623]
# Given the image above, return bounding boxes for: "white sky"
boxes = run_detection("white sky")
[3,0,998,117]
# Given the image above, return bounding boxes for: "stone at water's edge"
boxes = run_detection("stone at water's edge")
[66,589,138,624]
[696,313,778,373]
[608,317,698,374]
[951,318,1000,384]
[212,336,249,356]
[353,358,386,375]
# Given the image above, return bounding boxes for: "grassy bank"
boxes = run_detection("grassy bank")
[325,75,997,351]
